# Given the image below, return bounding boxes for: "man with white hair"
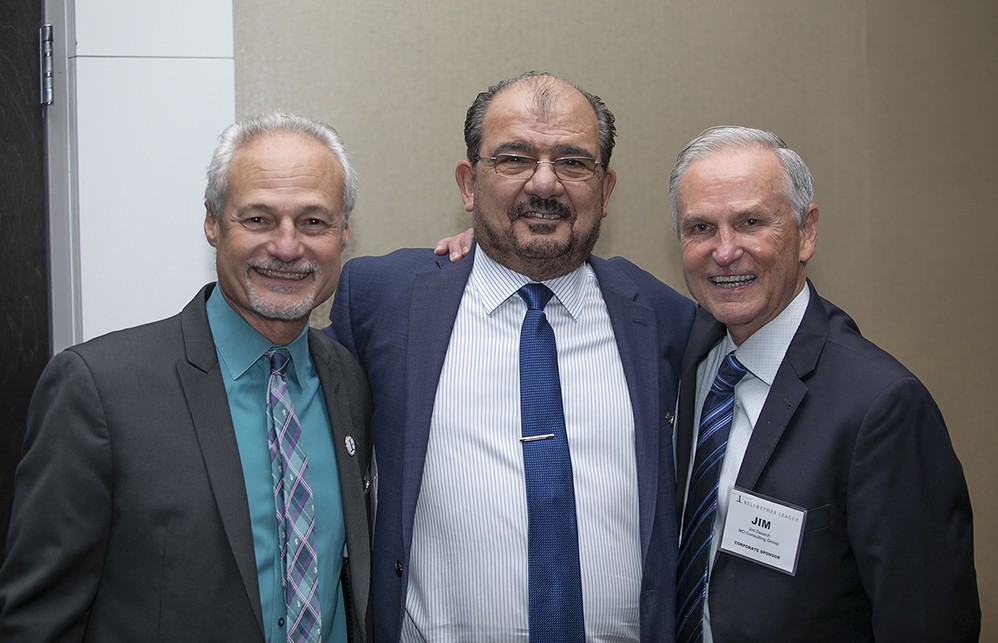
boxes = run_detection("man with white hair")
[671,125,979,642]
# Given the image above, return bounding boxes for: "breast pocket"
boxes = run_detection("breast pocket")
[804,504,831,533]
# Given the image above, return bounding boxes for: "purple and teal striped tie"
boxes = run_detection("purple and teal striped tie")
[266,348,322,643]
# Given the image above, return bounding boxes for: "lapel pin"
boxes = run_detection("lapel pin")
[665,411,676,426]
[344,435,357,457]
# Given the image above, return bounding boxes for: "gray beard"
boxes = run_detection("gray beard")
[246,285,316,321]
[243,258,320,321]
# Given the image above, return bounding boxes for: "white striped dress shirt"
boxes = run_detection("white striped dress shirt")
[401,250,642,642]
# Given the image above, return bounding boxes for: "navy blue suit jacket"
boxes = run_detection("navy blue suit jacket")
[675,282,980,642]
[326,246,695,642]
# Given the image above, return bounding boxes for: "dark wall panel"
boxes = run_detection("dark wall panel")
[0,0,49,557]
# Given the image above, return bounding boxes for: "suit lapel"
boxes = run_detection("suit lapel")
[734,282,826,490]
[589,258,664,558]
[177,285,265,635]
[310,330,370,639]
[400,248,476,548]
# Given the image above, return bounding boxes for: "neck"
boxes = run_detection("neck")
[255,320,308,346]
[479,246,585,282]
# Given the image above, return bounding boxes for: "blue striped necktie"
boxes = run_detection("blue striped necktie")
[517,283,585,643]
[676,351,748,643]
[266,348,322,643]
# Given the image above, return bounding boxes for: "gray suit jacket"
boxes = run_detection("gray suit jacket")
[0,284,372,642]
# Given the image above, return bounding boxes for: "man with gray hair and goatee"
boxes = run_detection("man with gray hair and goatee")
[0,112,373,643]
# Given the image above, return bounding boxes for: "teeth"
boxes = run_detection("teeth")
[710,275,755,288]
[257,268,308,280]
[524,212,561,220]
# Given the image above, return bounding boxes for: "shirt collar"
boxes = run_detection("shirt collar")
[470,247,593,320]
[730,285,810,386]
[205,284,311,383]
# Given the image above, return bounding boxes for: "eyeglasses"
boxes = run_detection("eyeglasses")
[474,154,603,182]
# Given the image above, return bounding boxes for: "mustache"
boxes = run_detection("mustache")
[509,196,573,219]
[246,257,319,274]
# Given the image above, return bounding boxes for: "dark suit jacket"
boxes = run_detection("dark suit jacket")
[0,284,373,642]
[675,282,980,642]
[325,246,696,642]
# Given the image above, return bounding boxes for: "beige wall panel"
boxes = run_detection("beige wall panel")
[234,0,995,635]
[866,2,998,633]
[234,0,870,300]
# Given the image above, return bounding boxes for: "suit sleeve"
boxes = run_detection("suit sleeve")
[847,376,980,641]
[0,350,113,641]
[325,259,359,357]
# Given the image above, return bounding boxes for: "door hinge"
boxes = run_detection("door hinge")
[39,24,54,106]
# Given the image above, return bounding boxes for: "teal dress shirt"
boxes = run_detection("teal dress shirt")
[206,286,347,642]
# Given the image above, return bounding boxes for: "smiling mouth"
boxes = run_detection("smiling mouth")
[710,274,756,288]
[255,268,309,281]
[511,196,572,223]
[521,211,564,221]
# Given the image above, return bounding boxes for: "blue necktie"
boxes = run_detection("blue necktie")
[676,351,748,643]
[517,283,585,643]
[266,349,322,643]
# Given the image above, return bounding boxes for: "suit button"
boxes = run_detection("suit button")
[394,560,404,577]
[277,617,285,627]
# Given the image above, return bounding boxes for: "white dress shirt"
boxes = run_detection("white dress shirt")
[689,286,809,643]
[401,250,642,642]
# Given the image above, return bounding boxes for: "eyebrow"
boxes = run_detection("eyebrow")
[491,141,596,158]
[237,203,335,218]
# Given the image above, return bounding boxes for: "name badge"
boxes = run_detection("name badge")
[718,487,806,575]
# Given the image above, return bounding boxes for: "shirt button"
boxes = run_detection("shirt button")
[394,560,404,577]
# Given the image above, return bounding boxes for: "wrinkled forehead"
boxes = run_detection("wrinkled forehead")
[482,81,599,155]
[682,147,785,197]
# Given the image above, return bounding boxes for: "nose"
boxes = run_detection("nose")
[268,219,305,262]
[524,161,565,199]
[712,227,743,266]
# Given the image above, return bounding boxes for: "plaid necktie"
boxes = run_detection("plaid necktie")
[517,283,585,642]
[266,348,322,643]
[676,351,748,643]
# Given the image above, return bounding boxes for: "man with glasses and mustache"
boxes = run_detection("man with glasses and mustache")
[0,113,373,642]
[326,72,695,642]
